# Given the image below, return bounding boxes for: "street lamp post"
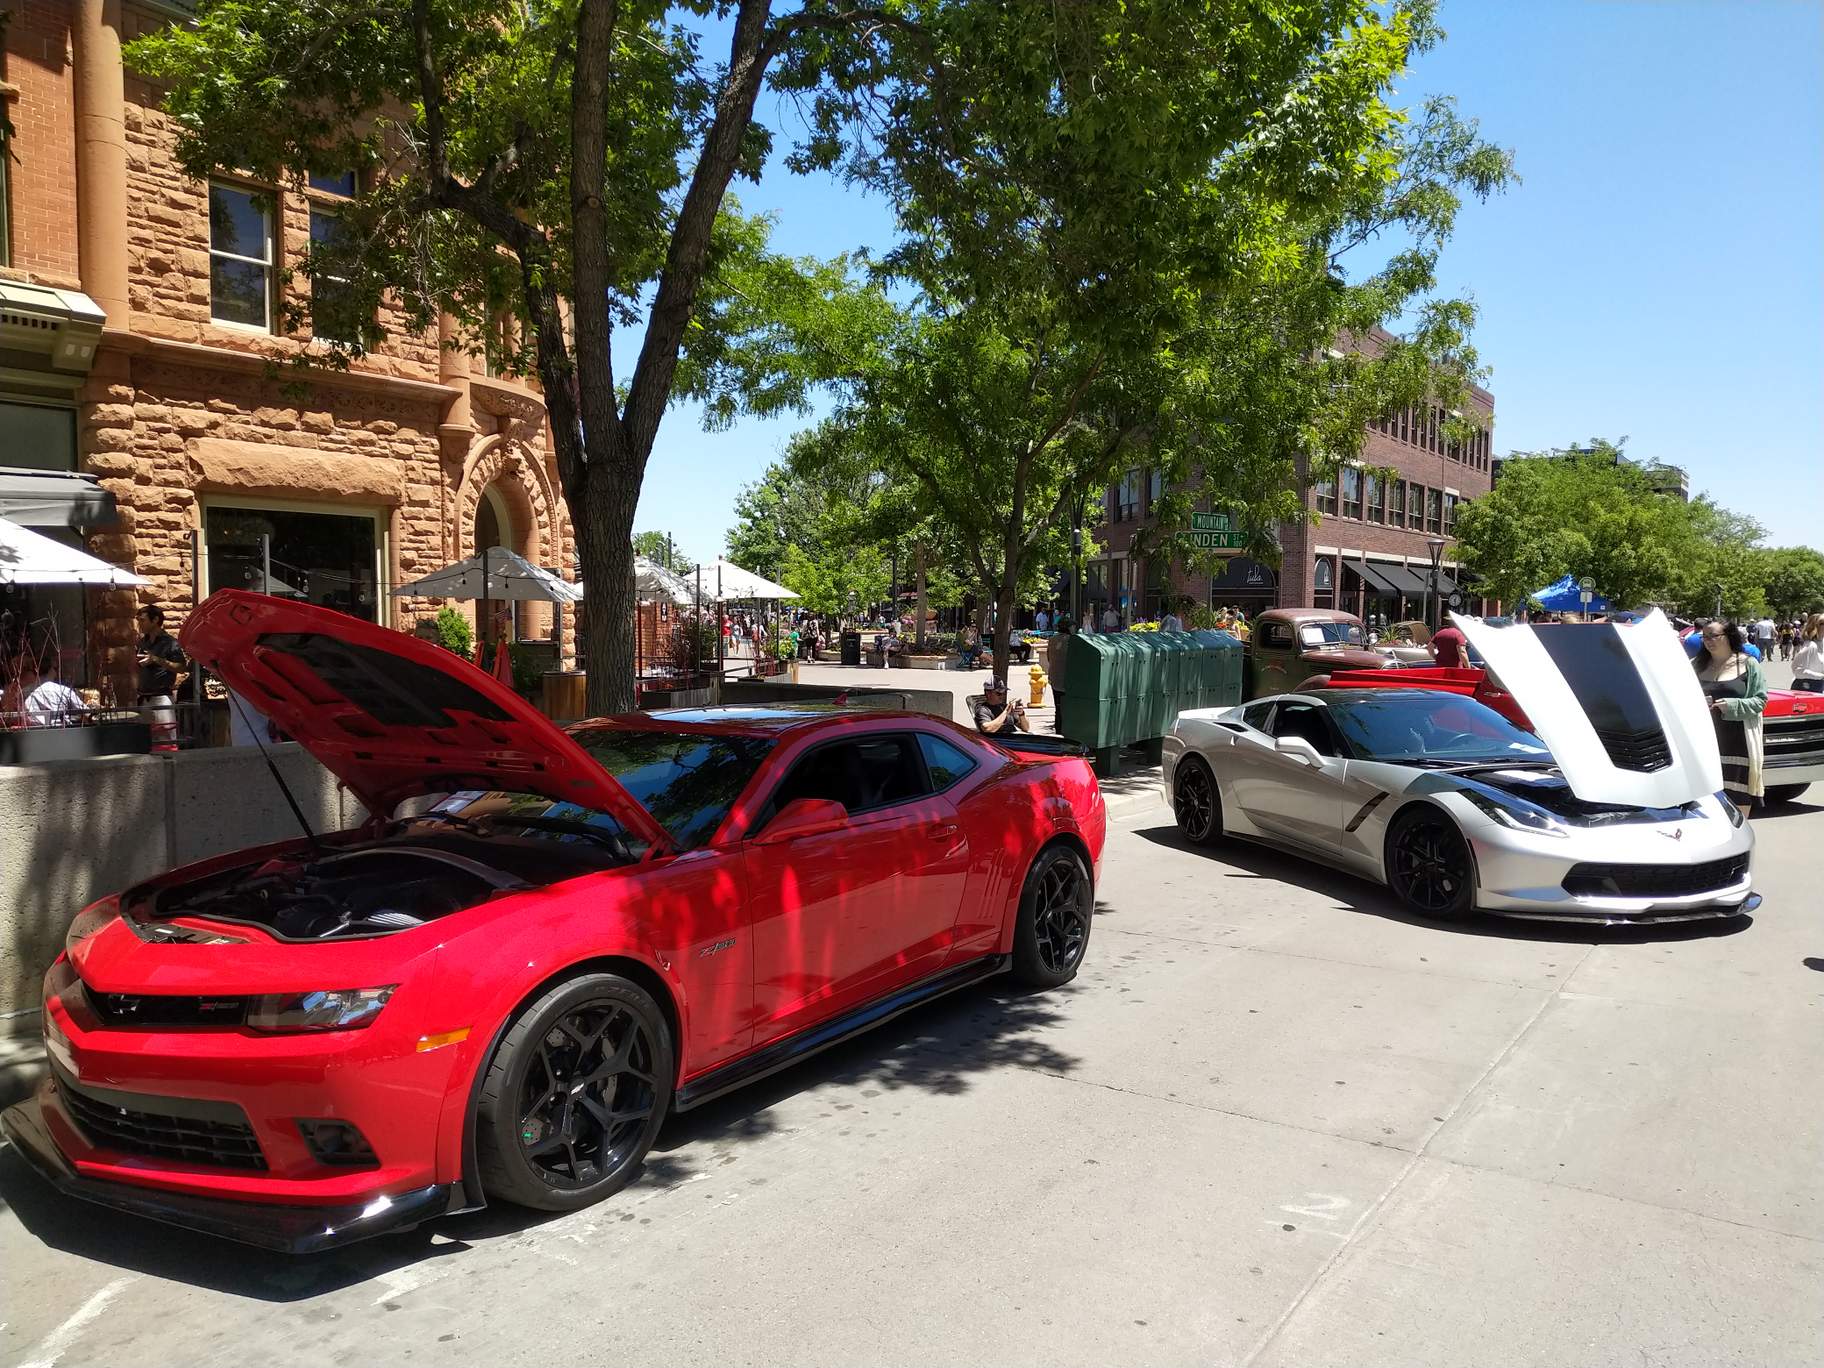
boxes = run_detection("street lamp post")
[1426,536,1447,630]
[1070,514,1084,630]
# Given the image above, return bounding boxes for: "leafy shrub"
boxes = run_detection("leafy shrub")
[433,605,473,658]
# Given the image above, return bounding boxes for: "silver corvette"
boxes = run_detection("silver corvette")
[1162,611,1759,925]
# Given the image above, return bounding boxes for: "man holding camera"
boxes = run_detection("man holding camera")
[972,676,1027,734]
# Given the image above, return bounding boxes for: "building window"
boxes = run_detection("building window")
[1391,480,1407,526]
[1314,476,1337,517]
[209,183,275,329]
[204,501,386,622]
[1313,556,1335,608]
[1443,492,1458,536]
[309,169,358,197]
[0,400,77,472]
[1148,468,1163,509]
[1116,470,1141,522]
[1426,487,1442,534]
[308,207,363,345]
[1341,467,1362,520]
[1364,473,1383,524]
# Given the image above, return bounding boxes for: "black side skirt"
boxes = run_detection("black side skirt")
[673,954,1010,1112]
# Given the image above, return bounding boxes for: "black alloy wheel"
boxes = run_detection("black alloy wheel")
[1013,845,1093,987]
[1386,808,1476,918]
[477,974,673,1212]
[1174,757,1221,846]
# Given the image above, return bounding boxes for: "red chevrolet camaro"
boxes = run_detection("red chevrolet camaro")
[3,591,1105,1252]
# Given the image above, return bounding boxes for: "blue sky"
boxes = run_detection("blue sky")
[632,0,1824,562]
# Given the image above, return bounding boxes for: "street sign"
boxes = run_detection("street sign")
[1189,511,1246,550]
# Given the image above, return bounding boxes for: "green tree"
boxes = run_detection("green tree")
[791,0,1512,680]
[1758,547,1824,620]
[631,531,694,574]
[1453,441,1772,615]
[130,0,913,713]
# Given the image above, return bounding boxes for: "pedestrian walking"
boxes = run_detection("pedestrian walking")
[1793,614,1824,693]
[1694,621,1767,809]
[1753,614,1776,657]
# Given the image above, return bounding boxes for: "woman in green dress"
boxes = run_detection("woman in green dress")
[1693,620,1767,809]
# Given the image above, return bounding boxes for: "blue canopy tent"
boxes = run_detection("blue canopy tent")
[1530,574,1609,613]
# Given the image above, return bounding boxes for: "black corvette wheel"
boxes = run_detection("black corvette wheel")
[1174,756,1221,846]
[1386,808,1476,918]
[1012,845,1093,987]
[477,974,673,1212]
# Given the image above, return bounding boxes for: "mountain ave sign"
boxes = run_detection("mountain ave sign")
[1190,512,1247,550]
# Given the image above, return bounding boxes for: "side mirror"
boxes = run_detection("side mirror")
[1275,735,1324,765]
[754,797,850,846]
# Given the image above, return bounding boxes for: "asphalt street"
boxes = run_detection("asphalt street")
[4,786,1822,1367]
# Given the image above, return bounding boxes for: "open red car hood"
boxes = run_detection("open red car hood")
[181,591,672,851]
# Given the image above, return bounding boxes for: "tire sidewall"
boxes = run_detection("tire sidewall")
[1011,844,1094,987]
[477,973,675,1212]
[1385,806,1477,918]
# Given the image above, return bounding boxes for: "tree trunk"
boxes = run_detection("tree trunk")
[914,542,929,651]
[579,470,641,716]
[989,578,1017,687]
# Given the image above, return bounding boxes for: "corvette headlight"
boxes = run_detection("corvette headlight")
[65,897,121,956]
[247,986,396,1033]
[1715,791,1745,828]
[1460,787,1569,839]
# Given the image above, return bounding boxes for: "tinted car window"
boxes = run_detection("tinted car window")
[1241,702,1276,730]
[1327,695,1549,765]
[571,730,775,849]
[917,733,977,792]
[769,736,925,816]
[1264,624,1295,648]
[1271,703,1338,756]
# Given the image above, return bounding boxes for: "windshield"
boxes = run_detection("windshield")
[1328,693,1550,765]
[571,729,776,849]
[1300,622,1366,648]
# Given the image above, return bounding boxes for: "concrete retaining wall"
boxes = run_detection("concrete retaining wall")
[719,680,954,719]
[1,745,360,1021]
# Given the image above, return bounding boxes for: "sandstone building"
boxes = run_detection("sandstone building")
[1,0,571,702]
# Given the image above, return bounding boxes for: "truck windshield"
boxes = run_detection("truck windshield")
[1300,622,1365,648]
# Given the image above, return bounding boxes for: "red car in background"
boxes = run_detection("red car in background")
[3,591,1104,1252]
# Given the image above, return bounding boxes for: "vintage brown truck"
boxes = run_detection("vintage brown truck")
[1244,607,1396,699]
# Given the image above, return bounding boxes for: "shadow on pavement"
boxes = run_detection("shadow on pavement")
[1750,796,1822,821]
[0,978,1080,1301]
[1131,821,1755,946]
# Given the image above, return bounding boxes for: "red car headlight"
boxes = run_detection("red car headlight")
[246,986,396,1033]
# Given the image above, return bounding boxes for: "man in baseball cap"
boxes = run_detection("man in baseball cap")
[973,675,1027,734]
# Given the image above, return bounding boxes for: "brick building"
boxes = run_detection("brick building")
[1,0,571,702]
[1089,371,1495,626]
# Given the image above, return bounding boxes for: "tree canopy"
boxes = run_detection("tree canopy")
[1452,441,1774,617]
[129,0,918,711]
[782,0,1513,677]
[631,531,695,574]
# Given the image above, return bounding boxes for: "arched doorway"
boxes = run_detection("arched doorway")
[473,484,518,648]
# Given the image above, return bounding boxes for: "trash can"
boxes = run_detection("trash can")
[840,630,862,667]
[543,670,587,722]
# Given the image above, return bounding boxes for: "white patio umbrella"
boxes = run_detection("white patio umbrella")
[0,516,147,586]
[392,546,582,603]
[633,555,696,606]
[702,558,799,601]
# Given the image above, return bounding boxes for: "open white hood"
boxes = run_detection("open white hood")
[1452,609,1723,808]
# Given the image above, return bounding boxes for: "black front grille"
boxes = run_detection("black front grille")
[53,1064,266,1170]
[1591,726,1672,773]
[1765,714,1824,765]
[83,984,247,1027]
[1562,854,1750,899]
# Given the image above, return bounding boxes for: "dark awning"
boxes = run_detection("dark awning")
[1345,561,1402,595]
[1377,564,1433,597]
[0,467,117,530]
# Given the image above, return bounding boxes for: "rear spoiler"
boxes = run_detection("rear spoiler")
[990,732,1090,760]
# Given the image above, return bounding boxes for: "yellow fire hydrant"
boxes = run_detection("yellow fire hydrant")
[1029,665,1048,706]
